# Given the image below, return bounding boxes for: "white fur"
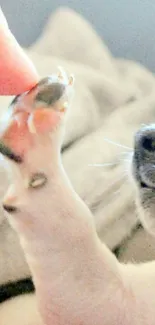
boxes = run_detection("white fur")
[2,117,155,325]
[2,70,155,324]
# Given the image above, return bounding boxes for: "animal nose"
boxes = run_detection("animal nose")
[134,125,155,155]
[133,126,155,187]
[2,204,18,213]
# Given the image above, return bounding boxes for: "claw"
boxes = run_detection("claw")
[58,67,74,87]
[68,75,74,86]
[13,112,26,128]
[61,102,68,112]
[27,113,37,134]
[57,69,63,81]
[57,66,68,84]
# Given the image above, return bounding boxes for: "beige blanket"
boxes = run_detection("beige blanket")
[1,7,155,286]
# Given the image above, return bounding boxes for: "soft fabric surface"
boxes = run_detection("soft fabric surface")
[0,7,155,290]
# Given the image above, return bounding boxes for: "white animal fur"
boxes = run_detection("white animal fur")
[2,74,155,325]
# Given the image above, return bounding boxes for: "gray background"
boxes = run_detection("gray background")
[1,0,155,72]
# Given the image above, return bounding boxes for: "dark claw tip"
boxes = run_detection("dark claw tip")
[0,142,22,163]
[3,204,18,213]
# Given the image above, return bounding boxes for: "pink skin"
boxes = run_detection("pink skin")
[2,71,155,325]
[0,7,39,95]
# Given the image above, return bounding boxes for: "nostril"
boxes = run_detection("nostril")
[3,204,18,213]
[141,135,155,152]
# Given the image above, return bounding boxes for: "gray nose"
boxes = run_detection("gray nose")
[133,125,155,187]
[3,204,18,213]
[134,125,155,157]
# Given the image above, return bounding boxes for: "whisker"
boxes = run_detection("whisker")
[121,159,129,162]
[120,151,131,157]
[88,151,133,169]
[121,151,133,163]
[88,162,118,167]
[104,138,132,151]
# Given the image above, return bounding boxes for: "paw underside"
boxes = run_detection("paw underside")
[0,68,74,163]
